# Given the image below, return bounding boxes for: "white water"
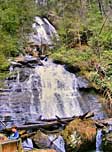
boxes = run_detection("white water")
[0,60,106,125]
[30,16,59,46]
[27,74,37,117]
[35,60,83,118]
[96,129,103,152]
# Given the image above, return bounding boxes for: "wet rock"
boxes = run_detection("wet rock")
[10,61,23,68]
[62,118,96,152]
[32,131,64,152]
[18,57,38,65]
[53,60,66,65]
[32,130,54,149]
[0,60,106,126]
[103,132,112,152]
[14,55,43,68]
[64,64,80,74]
[77,77,89,89]
[40,55,48,61]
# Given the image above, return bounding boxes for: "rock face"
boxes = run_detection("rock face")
[62,118,96,152]
[0,60,105,126]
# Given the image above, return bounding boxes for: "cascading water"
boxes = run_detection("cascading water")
[96,129,103,152]
[30,16,59,47]
[35,60,83,118]
[0,59,105,126]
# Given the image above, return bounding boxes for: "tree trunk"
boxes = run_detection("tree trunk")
[97,0,106,15]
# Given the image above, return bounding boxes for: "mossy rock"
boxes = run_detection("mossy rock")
[62,118,96,152]
[103,132,112,152]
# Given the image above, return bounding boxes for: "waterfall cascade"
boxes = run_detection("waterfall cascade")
[0,59,105,127]
[29,16,59,47]
[96,129,103,152]
[35,0,47,6]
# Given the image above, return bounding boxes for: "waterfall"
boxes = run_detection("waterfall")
[30,16,59,47]
[27,74,38,119]
[96,129,103,152]
[35,0,47,6]
[9,65,13,73]
[17,70,20,84]
[35,60,83,118]
[0,60,106,126]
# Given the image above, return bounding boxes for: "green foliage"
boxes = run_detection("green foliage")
[0,0,37,74]
[0,54,9,71]
[51,46,92,69]
[48,0,112,97]
[62,118,96,152]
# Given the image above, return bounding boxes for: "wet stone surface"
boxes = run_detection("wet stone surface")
[0,61,106,127]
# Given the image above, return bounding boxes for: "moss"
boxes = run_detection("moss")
[0,54,10,71]
[103,132,112,152]
[50,47,93,72]
[62,118,96,152]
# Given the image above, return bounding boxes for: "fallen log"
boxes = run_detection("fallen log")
[6,112,94,131]
[26,111,94,125]
[97,118,112,125]
[94,118,112,130]
[2,112,94,131]
[15,121,64,130]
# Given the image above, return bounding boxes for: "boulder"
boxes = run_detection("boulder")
[32,130,52,149]
[103,132,112,152]
[62,118,96,152]
[32,130,64,152]
[15,55,43,68]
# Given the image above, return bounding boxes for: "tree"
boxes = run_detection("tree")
[0,0,37,71]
